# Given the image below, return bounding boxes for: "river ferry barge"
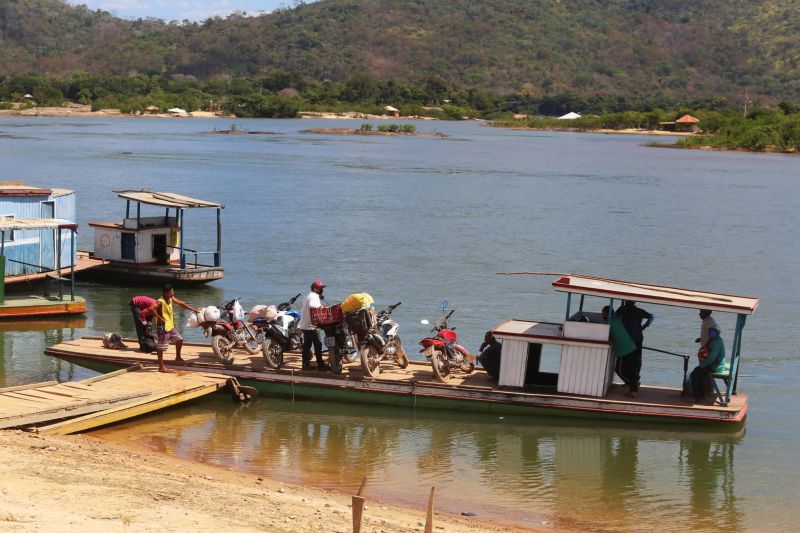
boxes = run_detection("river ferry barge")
[80,190,224,285]
[44,275,754,426]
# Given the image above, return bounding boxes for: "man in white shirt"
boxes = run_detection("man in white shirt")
[298,280,327,370]
[695,309,720,346]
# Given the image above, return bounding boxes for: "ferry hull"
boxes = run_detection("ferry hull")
[0,296,86,318]
[78,260,223,286]
[46,338,747,428]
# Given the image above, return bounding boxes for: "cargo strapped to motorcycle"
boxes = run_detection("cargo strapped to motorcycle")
[346,308,376,334]
[310,304,344,326]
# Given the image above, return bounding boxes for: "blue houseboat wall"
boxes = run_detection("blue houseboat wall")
[53,190,76,271]
[0,187,76,277]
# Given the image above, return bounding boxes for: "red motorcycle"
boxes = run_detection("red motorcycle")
[202,298,262,365]
[419,309,474,383]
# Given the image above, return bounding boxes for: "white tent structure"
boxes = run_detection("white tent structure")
[557,112,582,120]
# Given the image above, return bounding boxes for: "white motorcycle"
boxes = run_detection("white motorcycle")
[360,302,408,377]
[253,293,303,369]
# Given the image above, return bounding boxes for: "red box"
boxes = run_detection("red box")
[311,304,344,326]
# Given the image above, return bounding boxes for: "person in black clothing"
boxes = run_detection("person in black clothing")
[478,331,502,380]
[615,300,654,397]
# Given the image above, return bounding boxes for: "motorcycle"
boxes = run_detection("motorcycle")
[203,298,263,365]
[253,293,304,369]
[360,302,408,377]
[419,309,474,383]
[312,303,357,375]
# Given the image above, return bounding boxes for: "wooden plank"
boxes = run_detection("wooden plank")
[0,381,58,393]
[2,391,53,403]
[36,382,222,435]
[0,391,152,429]
[80,363,143,384]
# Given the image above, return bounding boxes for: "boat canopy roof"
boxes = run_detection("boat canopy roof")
[0,217,76,231]
[114,190,224,209]
[552,274,759,315]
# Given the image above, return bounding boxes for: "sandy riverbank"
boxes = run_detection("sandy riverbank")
[0,104,225,119]
[503,124,691,136]
[0,430,533,532]
[0,104,427,121]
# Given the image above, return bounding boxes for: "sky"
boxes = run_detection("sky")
[70,1,318,22]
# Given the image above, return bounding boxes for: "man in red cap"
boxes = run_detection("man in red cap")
[297,280,328,370]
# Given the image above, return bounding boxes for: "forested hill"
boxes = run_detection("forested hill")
[2,0,799,101]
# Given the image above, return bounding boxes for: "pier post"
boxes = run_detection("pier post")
[179,209,185,269]
[70,228,75,300]
[351,476,367,533]
[215,207,221,267]
[425,486,435,533]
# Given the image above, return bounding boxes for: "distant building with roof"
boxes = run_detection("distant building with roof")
[676,114,701,132]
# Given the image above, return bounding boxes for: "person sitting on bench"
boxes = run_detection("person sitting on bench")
[689,327,726,403]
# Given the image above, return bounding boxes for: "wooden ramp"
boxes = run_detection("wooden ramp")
[0,365,233,435]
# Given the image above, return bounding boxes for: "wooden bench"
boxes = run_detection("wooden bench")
[710,364,731,406]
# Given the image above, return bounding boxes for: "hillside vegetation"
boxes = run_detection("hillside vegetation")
[1,0,800,103]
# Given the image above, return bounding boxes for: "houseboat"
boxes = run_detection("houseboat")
[44,274,755,427]
[0,182,89,317]
[82,190,224,285]
[0,217,85,317]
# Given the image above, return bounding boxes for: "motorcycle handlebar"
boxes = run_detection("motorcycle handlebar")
[278,293,303,311]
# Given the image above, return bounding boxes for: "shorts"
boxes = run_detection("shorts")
[156,328,183,351]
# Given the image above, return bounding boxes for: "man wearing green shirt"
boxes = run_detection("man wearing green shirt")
[689,327,726,402]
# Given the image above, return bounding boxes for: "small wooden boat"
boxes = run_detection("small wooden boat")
[80,190,224,285]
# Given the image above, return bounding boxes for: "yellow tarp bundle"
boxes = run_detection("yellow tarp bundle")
[341,293,374,313]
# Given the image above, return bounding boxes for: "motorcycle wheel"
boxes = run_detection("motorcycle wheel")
[261,338,284,369]
[431,349,451,383]
[361,345,382,377]
[290,331,303,352]
[460,361,475,374]
[329,350,344,375]
[391,337,408,368]
[242,323,261,355]
[212,335,235,365]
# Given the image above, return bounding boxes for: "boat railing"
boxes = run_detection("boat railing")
[164,245,219,269]
[643,346,691,384]
[6,258,51,273]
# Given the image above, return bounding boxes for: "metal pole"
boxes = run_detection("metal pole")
[0,230,5,305]
[215,208,222,267]
[70,228,75,300]
[579,294,585,312]
[179,209,185,269]
[565,293,572,321]
[56,227,63,300]
[730,314,747,399]
[126,200,130,219]
[136,202,141,228]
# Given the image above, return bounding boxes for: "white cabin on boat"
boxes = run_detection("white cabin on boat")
[492,274,759,405]
[90,217,180,264]
[85,190,224,285]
